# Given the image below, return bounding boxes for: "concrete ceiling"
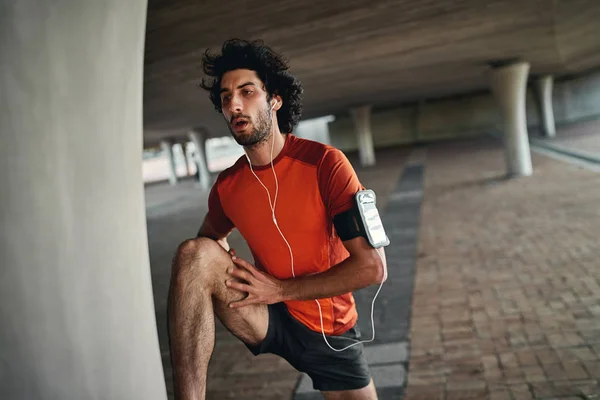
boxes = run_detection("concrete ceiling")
[143,0,600,147]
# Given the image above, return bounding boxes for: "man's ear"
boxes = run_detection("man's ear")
[272,93,283,111]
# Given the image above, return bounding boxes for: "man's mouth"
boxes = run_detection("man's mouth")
[232,118,249,132]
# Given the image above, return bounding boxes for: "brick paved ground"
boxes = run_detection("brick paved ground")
[405,138,600,400]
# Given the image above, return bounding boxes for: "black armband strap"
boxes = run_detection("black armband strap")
[333,208,364,241]
[333,190,390,248]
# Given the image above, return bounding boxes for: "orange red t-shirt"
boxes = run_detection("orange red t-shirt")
[206,134,364,335]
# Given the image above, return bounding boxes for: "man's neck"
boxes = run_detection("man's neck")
[244,132,287,167]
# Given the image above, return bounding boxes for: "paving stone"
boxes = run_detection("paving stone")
[489,390,512,400]
[364,342,409,365]
[403,385,444,400]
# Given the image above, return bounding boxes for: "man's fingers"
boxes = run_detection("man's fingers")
[228,248,237,257]
[229,297,257,308]
[225,280,252,293]
[231,256,257,274]
[227,266,253,283]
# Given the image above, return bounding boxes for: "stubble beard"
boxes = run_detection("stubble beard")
[228,104,272,147]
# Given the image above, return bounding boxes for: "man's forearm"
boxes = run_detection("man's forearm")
[279,250,385,302]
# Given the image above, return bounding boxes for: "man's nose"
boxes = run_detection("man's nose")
[227,95,243,115]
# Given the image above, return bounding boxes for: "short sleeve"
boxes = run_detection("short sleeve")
[206,183,235,234]
[317,149,365,218]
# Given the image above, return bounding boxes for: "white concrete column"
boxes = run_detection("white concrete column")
[189,130,211,190]
[351,105,376,167]
[489,61,533,177]
[0,2,167,400]
[534,75,557,138]
[160,139,178,185]
[181,143,191,176]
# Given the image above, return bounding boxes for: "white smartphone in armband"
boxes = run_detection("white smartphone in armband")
[355,189,390,248]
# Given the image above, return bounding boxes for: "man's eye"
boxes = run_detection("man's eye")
[243,90,253,95]
[222,96,230,103]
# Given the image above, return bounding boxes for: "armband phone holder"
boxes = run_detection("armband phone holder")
[356,189,390,248]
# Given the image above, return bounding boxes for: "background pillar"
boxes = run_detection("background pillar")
[535,75,557,138]
[189,130,211,190]
[489,61,533,177]
[351,105,376,167]
[160,139,178,185]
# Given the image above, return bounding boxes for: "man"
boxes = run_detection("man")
[168,39,387,400]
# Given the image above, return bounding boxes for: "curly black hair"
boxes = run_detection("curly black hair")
[200,39,303,134]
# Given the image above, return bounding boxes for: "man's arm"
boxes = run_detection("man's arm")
[197,214,231,252]
[279,236,387,301]
[226,236,387,308]
[225,147,388,308]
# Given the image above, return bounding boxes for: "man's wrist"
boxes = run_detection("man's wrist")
[277,279,295,302]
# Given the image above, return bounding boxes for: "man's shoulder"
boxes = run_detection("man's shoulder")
[288,135,342,167]
[213,155,246,187]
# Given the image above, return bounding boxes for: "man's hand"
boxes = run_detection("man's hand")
[226,256,284,308]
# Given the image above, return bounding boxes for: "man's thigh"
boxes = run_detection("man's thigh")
[213,293,269,347]
[190,237,269,347]
[255,304,373,394]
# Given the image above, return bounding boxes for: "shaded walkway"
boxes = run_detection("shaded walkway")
[405,138,600,399]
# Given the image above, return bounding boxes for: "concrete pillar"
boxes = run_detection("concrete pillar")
[534,75,557,138]
[0,2,167,400]
[160,139,178,185]
[181,143,191,176]
[351,105,376,167]
[189,130,211,190]
[489,61,533,177]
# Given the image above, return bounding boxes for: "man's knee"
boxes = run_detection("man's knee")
[172,237,226,283]
[176,237,222,258]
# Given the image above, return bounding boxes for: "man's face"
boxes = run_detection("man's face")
[220,69,272,147]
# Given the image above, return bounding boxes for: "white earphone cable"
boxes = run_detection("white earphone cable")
[245,100,384,351]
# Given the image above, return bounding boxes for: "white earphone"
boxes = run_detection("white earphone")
[244,98,384,352]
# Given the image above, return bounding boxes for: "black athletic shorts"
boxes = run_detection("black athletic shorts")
[245,302,371,392]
